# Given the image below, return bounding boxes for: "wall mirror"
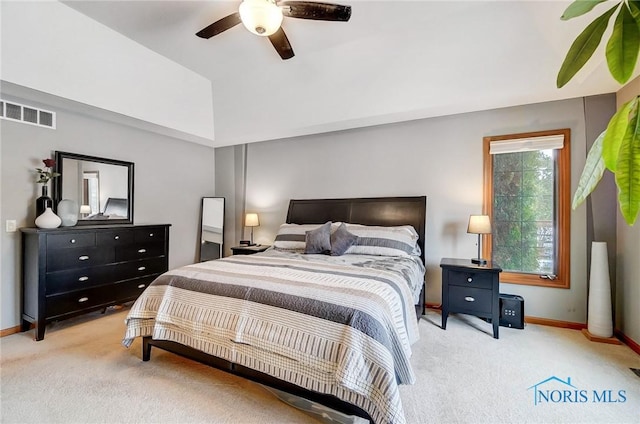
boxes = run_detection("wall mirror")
[200,197,225,261]
[53,151,134,225]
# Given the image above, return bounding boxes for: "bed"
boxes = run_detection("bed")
[123,196,427,424]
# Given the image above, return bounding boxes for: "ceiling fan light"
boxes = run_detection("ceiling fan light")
[239,0,283,37]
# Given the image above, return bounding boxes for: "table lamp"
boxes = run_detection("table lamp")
[467,214,491,265]
[245,213,260,246]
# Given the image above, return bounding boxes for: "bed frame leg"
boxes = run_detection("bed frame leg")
[142,337,152,361]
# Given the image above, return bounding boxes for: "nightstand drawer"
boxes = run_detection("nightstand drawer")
[448,270,494,289]
[449,286,493,314]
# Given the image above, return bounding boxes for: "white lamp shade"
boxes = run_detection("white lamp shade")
[239,0,283,36]
[467,215,491,234]
[245,213,260,227]
[80,205,91,214]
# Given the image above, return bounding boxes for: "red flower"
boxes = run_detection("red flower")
[35,158,60,184]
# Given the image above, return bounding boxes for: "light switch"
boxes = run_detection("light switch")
[6,220,17,232]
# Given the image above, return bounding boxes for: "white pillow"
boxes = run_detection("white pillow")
[344,224,420,257]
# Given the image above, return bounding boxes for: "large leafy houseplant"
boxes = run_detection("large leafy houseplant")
[559,0,640,225]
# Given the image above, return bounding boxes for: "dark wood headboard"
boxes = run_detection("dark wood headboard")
[286,196,427,264]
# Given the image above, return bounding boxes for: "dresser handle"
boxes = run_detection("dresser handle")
[137,284,146,289]
[138,249,147,253]
[78,276,89,282]
[464,296,475,302]
[114,235,120,240]
[467,277,473,283]
[79,255,89,261]
[138,266,146,271]
[70,239,76,244]
[149,233,154,237]
[78,297,89,303]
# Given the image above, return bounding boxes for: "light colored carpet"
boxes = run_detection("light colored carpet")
[1,307,639,423]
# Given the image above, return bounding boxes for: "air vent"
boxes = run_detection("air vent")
[0,99,56,129]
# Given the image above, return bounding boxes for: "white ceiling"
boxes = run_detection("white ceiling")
[62,0,632,147]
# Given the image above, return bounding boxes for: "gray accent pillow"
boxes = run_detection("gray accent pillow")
[304,221,332,254]
[330,223,358,256]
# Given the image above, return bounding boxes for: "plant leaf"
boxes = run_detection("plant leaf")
[561,0,609,20]
[602,97,637,171]
[606,3,640,83]
[615,99,640,225]
[557,4,619,88]
[630,0,640,20]
[572,130,607,209]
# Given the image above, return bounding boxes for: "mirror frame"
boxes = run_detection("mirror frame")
[53,151,134,226]
[199,196,225,262]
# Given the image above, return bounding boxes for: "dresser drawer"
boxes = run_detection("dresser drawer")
[449,286,493,314]
[118,257,167,278]
[45,276,156,319]
[448,270,494,289]
[96,229,134,246]
[46,286,112,318]
[115,243,166,261]
[47,247,115,272]
[46,264,116,294]
[47,232,95,250]
[134,227,166,243]
[115,276,158,300]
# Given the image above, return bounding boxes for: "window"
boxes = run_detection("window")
[482,129,570,288]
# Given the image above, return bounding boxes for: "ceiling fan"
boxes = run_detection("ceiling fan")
[196,0,352,60]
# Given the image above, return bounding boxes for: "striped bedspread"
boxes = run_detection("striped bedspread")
[123,251,422,424]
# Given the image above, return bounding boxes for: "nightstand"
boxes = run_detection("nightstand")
[230,244,270,255]
[440,257,502,339]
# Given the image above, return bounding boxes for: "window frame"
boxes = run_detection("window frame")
[482,128,571,289]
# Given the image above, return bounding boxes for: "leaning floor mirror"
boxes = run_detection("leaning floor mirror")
[199,197,225,262]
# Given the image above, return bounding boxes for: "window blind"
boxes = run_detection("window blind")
[489,134,564,155]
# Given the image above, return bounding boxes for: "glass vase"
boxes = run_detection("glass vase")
[36,185,53,218]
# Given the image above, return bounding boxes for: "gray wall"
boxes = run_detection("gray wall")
[217,96,620,324]
[1,86,215,330]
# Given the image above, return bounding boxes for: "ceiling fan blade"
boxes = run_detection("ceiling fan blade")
[196,12,242,39]
[279,1,351,22]
[268,27,295,60]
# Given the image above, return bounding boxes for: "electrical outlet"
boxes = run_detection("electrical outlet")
[6,220,17,232]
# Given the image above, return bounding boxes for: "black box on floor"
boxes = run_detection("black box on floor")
[499,294,524,329]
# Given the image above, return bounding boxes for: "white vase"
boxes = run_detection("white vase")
[57,199,79,227]
[35,207,62,229]
[587,241,613,338]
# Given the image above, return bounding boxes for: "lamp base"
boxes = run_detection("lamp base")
[471,258,487,265]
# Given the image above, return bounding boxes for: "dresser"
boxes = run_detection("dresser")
[21,224,170,340]
[440,257,502,339]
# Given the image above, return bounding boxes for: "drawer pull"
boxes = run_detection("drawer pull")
[467,277,473,283]
[78,297,89,303]
[114,235,120,240]
[137,284,146,289]
[79,255,90,261]
[70,239,76,244]
[149,233,154,237]
[138,266,146,271]
[138,249,147,253]
[78,276,89,282]
[464,296,475,302]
